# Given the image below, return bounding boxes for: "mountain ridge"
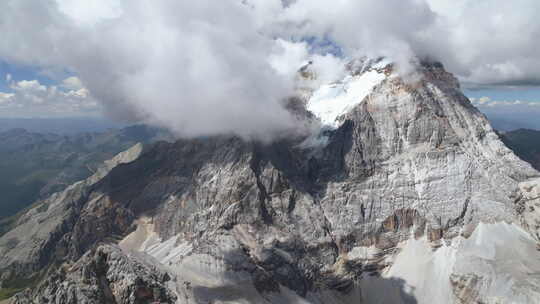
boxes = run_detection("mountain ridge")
[2,60,540,303]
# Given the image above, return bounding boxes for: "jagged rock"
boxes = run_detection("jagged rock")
[3,60,540,303]
[10,245,177,304]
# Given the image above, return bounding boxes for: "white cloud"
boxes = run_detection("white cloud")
[423,0,540,85]
[272,0,540,86]
[269,39,310,79]
[56,0,122,27]
[0,92,14,104]
[268,39,346,87]
[0,77,100,117]
[1,0,540,137]
[471,96,540,108]
[61,76,84,90]
[10,80,47,92]
[308,54,347,86]
[471,97,540,130]
[0,0,302,140]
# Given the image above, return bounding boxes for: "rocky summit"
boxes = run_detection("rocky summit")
[1,59,540,304]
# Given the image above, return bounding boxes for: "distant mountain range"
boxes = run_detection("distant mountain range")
[0,125,171,235]
[500,128,540,171]
[0,117,126,135]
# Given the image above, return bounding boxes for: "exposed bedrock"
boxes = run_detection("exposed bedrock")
[2,61,540,303]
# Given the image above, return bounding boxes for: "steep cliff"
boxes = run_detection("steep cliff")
[2,60,540,304]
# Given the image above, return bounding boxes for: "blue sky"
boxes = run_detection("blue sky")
[0,60,71,90]
[464,87,540,103]
[0,62,30,91]
[0,62,102,119]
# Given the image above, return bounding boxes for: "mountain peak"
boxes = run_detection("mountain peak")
[2,58,540,303]
[300,57,463,130]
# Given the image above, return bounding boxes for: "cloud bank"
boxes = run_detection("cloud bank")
[0,0,302,139]
[471,97,540,131]
[1,0,540,137]
[0,75,100,117]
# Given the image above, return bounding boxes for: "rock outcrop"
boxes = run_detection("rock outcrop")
[2,60,540,303]
[11,245,177,304]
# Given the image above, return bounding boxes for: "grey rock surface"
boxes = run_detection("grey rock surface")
[2,60,540,303]
[10,245,177,304]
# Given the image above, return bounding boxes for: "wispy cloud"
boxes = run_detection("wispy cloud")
[1,0,540,137]
[471,96,540,130]
[0,75,100,117]
[471,96,540,108]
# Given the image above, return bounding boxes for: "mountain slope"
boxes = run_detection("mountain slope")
[2,60,540,303]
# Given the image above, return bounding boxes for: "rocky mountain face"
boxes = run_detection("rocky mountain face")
[1,60,540,303]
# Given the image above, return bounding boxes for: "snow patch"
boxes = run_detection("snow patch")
[306,70,386,128]
[118,216,160,252]
[146,236,192,264]
[347,245,379,260]
[384,236,457,303]
[360,222,540,304]
[118,215,193,265]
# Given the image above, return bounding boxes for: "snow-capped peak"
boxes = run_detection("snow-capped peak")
[306,67,387,128]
